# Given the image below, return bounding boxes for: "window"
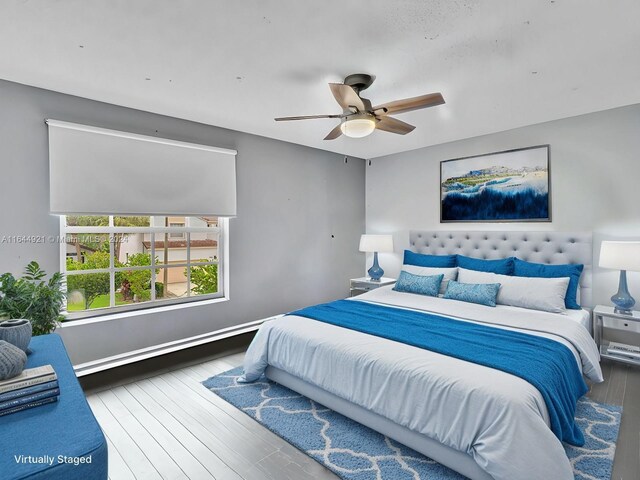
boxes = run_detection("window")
[168,221,186,239]
[61,215,225,319]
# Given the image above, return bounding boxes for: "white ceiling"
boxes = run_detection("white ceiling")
[1,1,639,159]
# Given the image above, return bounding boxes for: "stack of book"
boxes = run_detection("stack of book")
[606,342,640,361]
[0,365,59,417]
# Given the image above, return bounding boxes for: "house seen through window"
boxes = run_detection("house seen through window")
[62,215,222,319]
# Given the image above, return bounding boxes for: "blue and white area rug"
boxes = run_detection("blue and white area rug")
[203,368,622,480]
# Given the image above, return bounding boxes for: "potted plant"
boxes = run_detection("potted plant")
[0,262,66,336]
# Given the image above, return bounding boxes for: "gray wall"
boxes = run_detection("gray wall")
[366,104,640,307]
[0,79,365,364]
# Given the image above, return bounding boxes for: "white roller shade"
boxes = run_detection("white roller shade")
[47,120,237,216]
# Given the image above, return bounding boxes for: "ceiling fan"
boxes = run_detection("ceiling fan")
[275,73,445,140]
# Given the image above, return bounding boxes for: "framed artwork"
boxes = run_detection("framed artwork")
[440,145,550,223]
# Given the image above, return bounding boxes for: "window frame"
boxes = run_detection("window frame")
[59,216,226,321]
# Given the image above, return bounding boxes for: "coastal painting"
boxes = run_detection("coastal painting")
[440,145,550,222]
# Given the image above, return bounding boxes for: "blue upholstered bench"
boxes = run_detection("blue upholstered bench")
[0,334,108,480]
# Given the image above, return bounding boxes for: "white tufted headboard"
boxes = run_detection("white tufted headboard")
[409,231,593,307]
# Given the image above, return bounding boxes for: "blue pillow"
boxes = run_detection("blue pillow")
[513,258,583,310]
[404,250,456,268]
[443,280,501,307]
[456,255,514,274]
[393,271,444,297]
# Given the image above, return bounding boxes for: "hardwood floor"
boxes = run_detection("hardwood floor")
[587,360,640,480]
[86,351,339,480]
[86,352,640,480]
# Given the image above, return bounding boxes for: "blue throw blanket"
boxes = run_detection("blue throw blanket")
[289,299,588,446]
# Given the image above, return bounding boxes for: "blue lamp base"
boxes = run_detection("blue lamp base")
[367,252,384,281]
[611,270,635,315]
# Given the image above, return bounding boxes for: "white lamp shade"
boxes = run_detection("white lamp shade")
[359,234,394,253]
[599,241,640,272]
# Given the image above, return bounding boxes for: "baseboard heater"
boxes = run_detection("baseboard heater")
[73,316,280,376]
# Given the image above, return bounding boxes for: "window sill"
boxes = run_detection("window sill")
[59,295,230,328]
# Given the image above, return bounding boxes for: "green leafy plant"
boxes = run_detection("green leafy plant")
[189,264,218,295]
[66,251,114,309]
[0,262,66,336]
[155,282,164,299]
[121,253,157,302]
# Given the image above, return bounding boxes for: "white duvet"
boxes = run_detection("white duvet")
[242,287,603,480]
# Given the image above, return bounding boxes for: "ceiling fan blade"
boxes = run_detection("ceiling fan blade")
[373,92,444,116]
[329,83,366,112]
[323,124,343,140]
[375,116,416,135]
[275,114,345,121]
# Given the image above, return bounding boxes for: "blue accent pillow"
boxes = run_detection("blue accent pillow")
[393,271,444,297]
[403,250,457,268]
[456,255,514,274]
[443,280,501,307]
[513,258,583,310]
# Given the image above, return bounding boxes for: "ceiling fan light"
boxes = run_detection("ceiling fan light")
[340,117,376,138]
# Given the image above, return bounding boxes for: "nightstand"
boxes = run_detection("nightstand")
[350,277,396,297]
[593,305,640,366]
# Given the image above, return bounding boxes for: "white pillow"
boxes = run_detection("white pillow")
[402,265,458,295]
[457,268,570,314]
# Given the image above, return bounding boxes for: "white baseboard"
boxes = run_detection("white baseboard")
[73,315,281,376]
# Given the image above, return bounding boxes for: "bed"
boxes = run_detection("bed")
[242,231,603,480]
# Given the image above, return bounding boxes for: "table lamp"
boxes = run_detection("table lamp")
[359,234,394,281]
[599,241,640,314]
